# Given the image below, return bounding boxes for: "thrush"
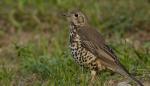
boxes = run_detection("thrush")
[64,10,143,86]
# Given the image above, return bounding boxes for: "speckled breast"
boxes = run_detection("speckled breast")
[69,26,97,69]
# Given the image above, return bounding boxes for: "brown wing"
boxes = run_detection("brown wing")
[77,26,128,71]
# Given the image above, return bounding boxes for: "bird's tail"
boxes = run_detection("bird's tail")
[116,65,144,86]
[127,73,144,86]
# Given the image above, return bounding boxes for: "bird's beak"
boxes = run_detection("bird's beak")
[62,12,70,17]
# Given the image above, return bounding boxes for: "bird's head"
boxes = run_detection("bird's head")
[63,10,87,27]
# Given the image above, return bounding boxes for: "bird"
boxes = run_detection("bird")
[63,10,144,86]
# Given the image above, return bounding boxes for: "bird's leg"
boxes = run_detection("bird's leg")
[89,70,97,86]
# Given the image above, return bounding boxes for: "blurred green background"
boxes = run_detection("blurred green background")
[0,0,150,86]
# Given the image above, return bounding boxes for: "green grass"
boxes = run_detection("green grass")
[0,0,150,86]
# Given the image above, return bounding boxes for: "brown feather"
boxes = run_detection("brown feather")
[77,26,116,65]
[78,26,131,73]
[77,26,143,86]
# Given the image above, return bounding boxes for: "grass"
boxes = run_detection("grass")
[0,0,150,86]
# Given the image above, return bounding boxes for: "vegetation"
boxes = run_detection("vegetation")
[0,0,150,86]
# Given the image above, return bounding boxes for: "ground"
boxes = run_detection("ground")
[0,0,150,86]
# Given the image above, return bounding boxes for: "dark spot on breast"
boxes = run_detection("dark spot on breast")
[88,56,92,60]
[74,51,77,56]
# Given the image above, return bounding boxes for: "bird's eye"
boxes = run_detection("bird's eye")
[74,13,78,17]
